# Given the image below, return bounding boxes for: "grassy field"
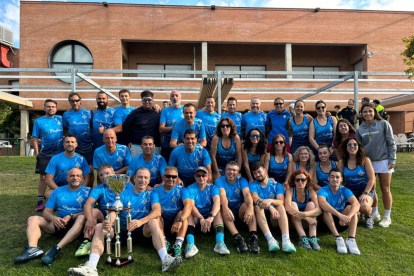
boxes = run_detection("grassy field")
[0,154,413,276]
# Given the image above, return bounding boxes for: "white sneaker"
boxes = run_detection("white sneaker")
[214,240,230,255]
[378,217,392,228]
[268,237,280,251]
[67,261,98,276]
[372,212,381,222]
[335,237,347,254]
[345,238,361,255]
[282,240,296,253]
[184,242,199,259]
[161,254,182,272]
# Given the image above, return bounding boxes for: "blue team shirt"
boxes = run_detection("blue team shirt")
[187,183,220,216]
[32,116,64,156]
[221,112,242,137]
[314,116,334,147]
[45,152,91,187]
[154,185,192,221]
[215,176,249,210]
[160,106,184,148]
[242,111,267,138]
[318,185,354,213]
[169,145,212,179]
[126,153,167,186]
[290,115,311,155]
[92,108,115,148]
[216,137,237,169]
[171,118,206,145]
[93,144,132,171]
[249,179,285,200]
[196,110,220,150]
[62,109,93,151]
[266,109,291,145]
[316,161,337,188]
[89,183,134,216]
[268,155,289,184]
[113,106,135,125]
[45,185,91,218]
[343,164,369,194]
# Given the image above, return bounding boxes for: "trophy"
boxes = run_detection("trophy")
[104,174,134,268]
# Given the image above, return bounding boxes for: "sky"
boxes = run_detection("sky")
[1,0,414,49]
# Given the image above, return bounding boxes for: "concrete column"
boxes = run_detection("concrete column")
[20,109,29,156]
[285,43,292,79]
[202,42,208,78]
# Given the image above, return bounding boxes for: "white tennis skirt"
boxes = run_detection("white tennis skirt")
[372,159,394,174]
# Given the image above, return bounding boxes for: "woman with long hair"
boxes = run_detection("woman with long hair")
[242,128,267,183]
[286,100,313,156]
[334,119,356,159]
[315,144,337,191]
[292,146,316,184]
[267,135,293,186]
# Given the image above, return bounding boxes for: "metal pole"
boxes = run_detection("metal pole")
[71,68,76,93]
[217,70,222,114]
[354,71,359,128]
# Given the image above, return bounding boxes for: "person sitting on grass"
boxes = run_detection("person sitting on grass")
[285,169,321,251]
[14,168,91,266]
[318,168,361,255]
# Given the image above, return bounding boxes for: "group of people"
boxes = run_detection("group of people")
[15,89,396,274]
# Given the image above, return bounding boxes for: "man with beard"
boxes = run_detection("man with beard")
[92,92,115,149]
[14,168,91,266]
[221,97,242,138]
[112,89,135,146]
[196,96,221,151]
[242,97,267,139]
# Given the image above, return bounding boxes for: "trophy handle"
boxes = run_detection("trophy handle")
[125,175,131,184]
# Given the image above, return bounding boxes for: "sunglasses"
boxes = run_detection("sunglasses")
[274,141,284,145]
[195,174,207,178]
[295,178,307,183]
[250,134,260,139]
[347,143,358,147]
[274,103,284,106]
[221,124,231,129]
[164,174,178,179]
[316,106,326,110]
[142,98,153,102]
[70,99,81,103]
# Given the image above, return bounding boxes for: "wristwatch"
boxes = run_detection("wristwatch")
[198,216,204,221]
[208,213,215,218]
[177,218,183,223]
[362,191,369,195]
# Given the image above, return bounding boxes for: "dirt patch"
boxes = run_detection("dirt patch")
[0,173,19,176]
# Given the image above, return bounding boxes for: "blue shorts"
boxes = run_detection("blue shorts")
[353,190,375,201]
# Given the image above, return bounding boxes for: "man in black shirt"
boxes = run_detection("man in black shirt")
[337,99,357,126]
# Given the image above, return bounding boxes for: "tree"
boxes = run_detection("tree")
[0,101,13,126]
[401,36,414,79]
[0,102,20,136]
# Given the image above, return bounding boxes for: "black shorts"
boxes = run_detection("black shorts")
[35,155,53,175]
[161,147,173,163]
[332,214,349,233]
[53,218,75,237]
[117,225,151,245]
[76,148,94,166]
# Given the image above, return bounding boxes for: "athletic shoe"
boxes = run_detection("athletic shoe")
[161,254,182,272]
[249,234,260,254]
[67,261,98,276]
[172,244,182,258]
[308,236,321,251]
[298,236,312,250]
[184,243,198,259]
[364,217,374,229]
[41,244,61,266]
[165,240,171,252]
[14,245,43,264]
[234,234,248,254]
[282,240,297,253]
[268,237,280,251]
[345,238,360,255]
[75,240,91,257]
[35,200,45,212]
[214,240,230,255]
[372,212,381,222]
[379,217,392,228]
[335,237,347,254]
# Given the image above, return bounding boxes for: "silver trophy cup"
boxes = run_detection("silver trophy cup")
[104,174,130,210]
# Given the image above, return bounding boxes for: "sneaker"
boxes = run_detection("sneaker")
[35,201,45,212]
[379,217,392,228]
[335,237,347,254]
[41,244,61,266]
[308,236,321,251]
[345,238,361,255]
[14,245,43,264]
[165,240,171,252]
[184,242,199,259]
[75,240,91,257]
[364,217,374,229]
[214,240,230,255]
[67,261,98,276]
[234,234,248,254]
[161,254,182,272]
[249,234,260,254]
[282,240,297,253]
[298,236,312,250]
[268,237,280,252]
[372,212,381,222]
[172,244,182,258]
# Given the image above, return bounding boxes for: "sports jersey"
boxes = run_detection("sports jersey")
[268,155,289,184]
[113,106,135,146]
[32,116,64,156]
[343,164,369,194]
[187,183,220,216]
[247,151,261,164]
[215,176,249,210]
[89,183,134,216]
[221,112,242,137]
[296,163,310,173]
[216,137,237,169]
[160,106,184,148]
[196,110,220,150]
[318,185,354,213]
[292,188,310,211]
[45,185,90,218]
[153,185,192,221]
[93,144,131,171]
[126,153,167,186]
[171,118,206,145]
[62,109,93,151]
[92,108,115,149]
[266,109,291,145]
[289,115,311,155]
[45,152,91,187]
[169,145,212,179]
[316,161,336,188]
[249,179,285,201]
[314,116,334,147]
[241,111,267,138]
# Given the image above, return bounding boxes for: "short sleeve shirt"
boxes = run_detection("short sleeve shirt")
[168,145,212,179]
[153,185,192,221]
[215,176,249,210]
[242,111,267,138]
[45,185,91,218]
[32,116,64,156]
[126,153,167,186]
[160,106,184,148]
[249,179,285,200]
[92,108,115,149]
[171,118,206,145]
[93,144,132,171]
[318,185,354,213]
[187,183,220,216]
[62,109,93,151]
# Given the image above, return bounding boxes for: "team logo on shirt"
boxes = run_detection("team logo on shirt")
[284,165,288,170]
[75,162,81,168]
[57,122,62,125]
[358,169,365,176]
[77,196,84,204]
[172,198,177,203]
[117,157,123,163]
[330,128,333,131]
[260,118,264,122]
[206,197,210,201]
[151,168,157,173]
[142,199,147,205]
[283,115,286,119]
[105,114,109,118]
[235,189,240,194]
[194,158,199,163]
[82,115,87,119]
[304,126,308,130]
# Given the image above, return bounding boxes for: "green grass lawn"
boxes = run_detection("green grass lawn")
[0,154,413,276]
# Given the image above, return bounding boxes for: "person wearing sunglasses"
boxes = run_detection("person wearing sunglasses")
[153,166,193,259]
[221,97,242,138]
[292,146,316,184]
[333,119,356,160]
[286,100,313,157]
[92,92,115,149]
[318,168,360,255]
[210,118,242,181]
[315,144,337,191]
[266,97,291,153]
[285,169,321,251]
[196,96,221,151]
[242,128,267,183]
[241,97,267,140]
[267,135,293,188]
[309,100,337,162]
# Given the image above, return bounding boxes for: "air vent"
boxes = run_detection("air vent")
[0,26,14,47]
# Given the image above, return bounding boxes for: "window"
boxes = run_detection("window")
[137,64,192,78]
[215,65,266,78]
[49,41,93,83]
[292,66,340,79]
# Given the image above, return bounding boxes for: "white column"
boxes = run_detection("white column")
[285,43,292,79]
[20,109,29,156]
[202,42,208,78]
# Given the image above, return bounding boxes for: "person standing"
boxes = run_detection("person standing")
[92,92,115,149]
[221,97,242,138]
[337,99,357,127]
[286,100,313,156]
[196,96,221,151]
[242,97,267,139]
[112,89,135,146]
[267,97,291,153]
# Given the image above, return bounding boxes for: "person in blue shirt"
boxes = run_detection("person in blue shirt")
[285,170,321,251]
[196,96,221,151]
[15,168,90,266]
[112,89,135,146]
[170,103,207,149]
[266,134,293,187]
[315,144,337,191]
[216,161,259,254]
[127,136,168,187]
[153,166,193,258]
[242,128,267,183]
[45,134,91,199]
[221,97,242,137]
[68,168,182,274]
[249,162,296,253]
[318,168,361,255]
[93,129,131,183]
[266,97,291,153]
[286,100,313,157]
[92,92,115,149]
[159,90,184,162]
[32,99,64,212]
[241,97,267,139]
[169,129,212,187]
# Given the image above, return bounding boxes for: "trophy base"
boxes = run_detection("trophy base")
[106,258,134,268]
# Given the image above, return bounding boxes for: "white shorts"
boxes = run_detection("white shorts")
[372,160,394,174]
[130,144,161,159]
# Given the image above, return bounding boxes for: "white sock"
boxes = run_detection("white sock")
[158,248,168,261]
[175,237,184,247]
[282,234,289,242]
[372,207,378,214]
[384,210,391,218]
[264,232,273,242]
[88,253,100,269]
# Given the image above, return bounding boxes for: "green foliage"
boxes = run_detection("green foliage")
[0,102,20,136]
[0,101,13,126]
[401,36,414,79]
